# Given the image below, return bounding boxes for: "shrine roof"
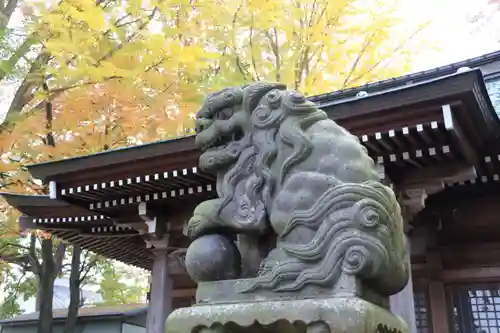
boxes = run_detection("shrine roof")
[2,193,151,270]
[0,303,148,326]
[310,49,500,106]
[27,135,196,182]
[26,68,499,186]
[1,193,197,300]
[4,58,500,297]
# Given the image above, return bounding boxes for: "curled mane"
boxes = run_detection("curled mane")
[218,87,329,213]
[243,180,407,295]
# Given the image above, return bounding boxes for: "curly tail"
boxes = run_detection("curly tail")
[241,181,408,296]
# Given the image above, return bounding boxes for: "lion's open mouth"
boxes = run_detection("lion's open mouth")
[201,127,245,152]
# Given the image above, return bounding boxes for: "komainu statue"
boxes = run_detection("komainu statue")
[166,83,409,333]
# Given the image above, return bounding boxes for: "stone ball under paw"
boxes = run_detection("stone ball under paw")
[185,234,241,283]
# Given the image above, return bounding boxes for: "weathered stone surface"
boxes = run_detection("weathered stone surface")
[195,273,388,309]
[185,234,241,282]
[184,82,408,298]
[165,297,408,333]
[173,83,409,333]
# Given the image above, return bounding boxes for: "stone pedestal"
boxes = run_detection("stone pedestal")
[166,276,408,333]
[167,297,407,333]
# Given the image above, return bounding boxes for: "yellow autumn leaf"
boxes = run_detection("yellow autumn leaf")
[0,0,431,207]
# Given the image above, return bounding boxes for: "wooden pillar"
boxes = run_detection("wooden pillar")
[146,238,172,333]
[427,251,450,333]
[390,235,417,333]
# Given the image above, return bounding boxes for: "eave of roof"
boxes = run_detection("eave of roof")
[0,304,148,326]
[2,193,67,208]
[27,135,196,182]
[25,68,499,184]
[309,49,500,105]
[1,193,99,224]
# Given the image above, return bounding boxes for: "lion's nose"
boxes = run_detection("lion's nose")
[195,122,203,134]
[195,118,213,134]
[195,120,205,134]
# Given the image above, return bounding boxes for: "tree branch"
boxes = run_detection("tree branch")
[53,242,66,275]
[247,13,260,82]
[0,0,19,29]
[230,1,250,80]
[28,234,40,275]
[265,28,280,82]
[79,256,99,284]
[95,7,158,67]
[342,32,375,88]
[2,51,51,128]
[347,25,426,86]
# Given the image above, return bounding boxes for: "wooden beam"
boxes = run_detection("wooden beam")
[19,215,37,230]
[147,239,172,333]
[399,163,476,189]
[441,267,500,282]
[427,252,451,333]
[60,166,201,197]
[172,288,196,298]
[79,230,138,238]
[411,265,500,283]
[396,163,476,224]
[429,281,450,333]
[139,202,164,237]
[442,104,480,167]
[19,215,142,237]
[89,184,215,211]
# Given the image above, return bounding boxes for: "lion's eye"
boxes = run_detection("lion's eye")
[267,89,282,109]
[223,92,235,101]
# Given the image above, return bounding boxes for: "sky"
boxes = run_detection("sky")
[399,0,500,71]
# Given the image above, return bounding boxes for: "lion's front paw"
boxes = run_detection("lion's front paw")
[185,199,224,239]
[184,215,206,239]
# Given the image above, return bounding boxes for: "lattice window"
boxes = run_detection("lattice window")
[485,79,500,116]
[414,290,432,333]
[447,283,500,333]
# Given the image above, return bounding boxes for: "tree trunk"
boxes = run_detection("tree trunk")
[64,245,82,333]
[34,275,41,312]
[37,68,65,333]
[37,238,56,333]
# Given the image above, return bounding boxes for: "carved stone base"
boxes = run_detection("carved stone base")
[165,297,408,333]
[195,275,388,309]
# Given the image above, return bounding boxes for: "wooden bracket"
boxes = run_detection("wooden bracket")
[49,181,58,199]
[396,163,476,225]
[138,202,169,238]
[145,235,170,250]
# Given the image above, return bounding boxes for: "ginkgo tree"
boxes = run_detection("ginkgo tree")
[197,0,428,95]
[0,0,430,331]
[10,0,429,138]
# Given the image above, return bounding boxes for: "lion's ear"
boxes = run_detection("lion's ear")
[243,82,286,112]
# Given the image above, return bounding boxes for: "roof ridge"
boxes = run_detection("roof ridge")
[308,49,500,104]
